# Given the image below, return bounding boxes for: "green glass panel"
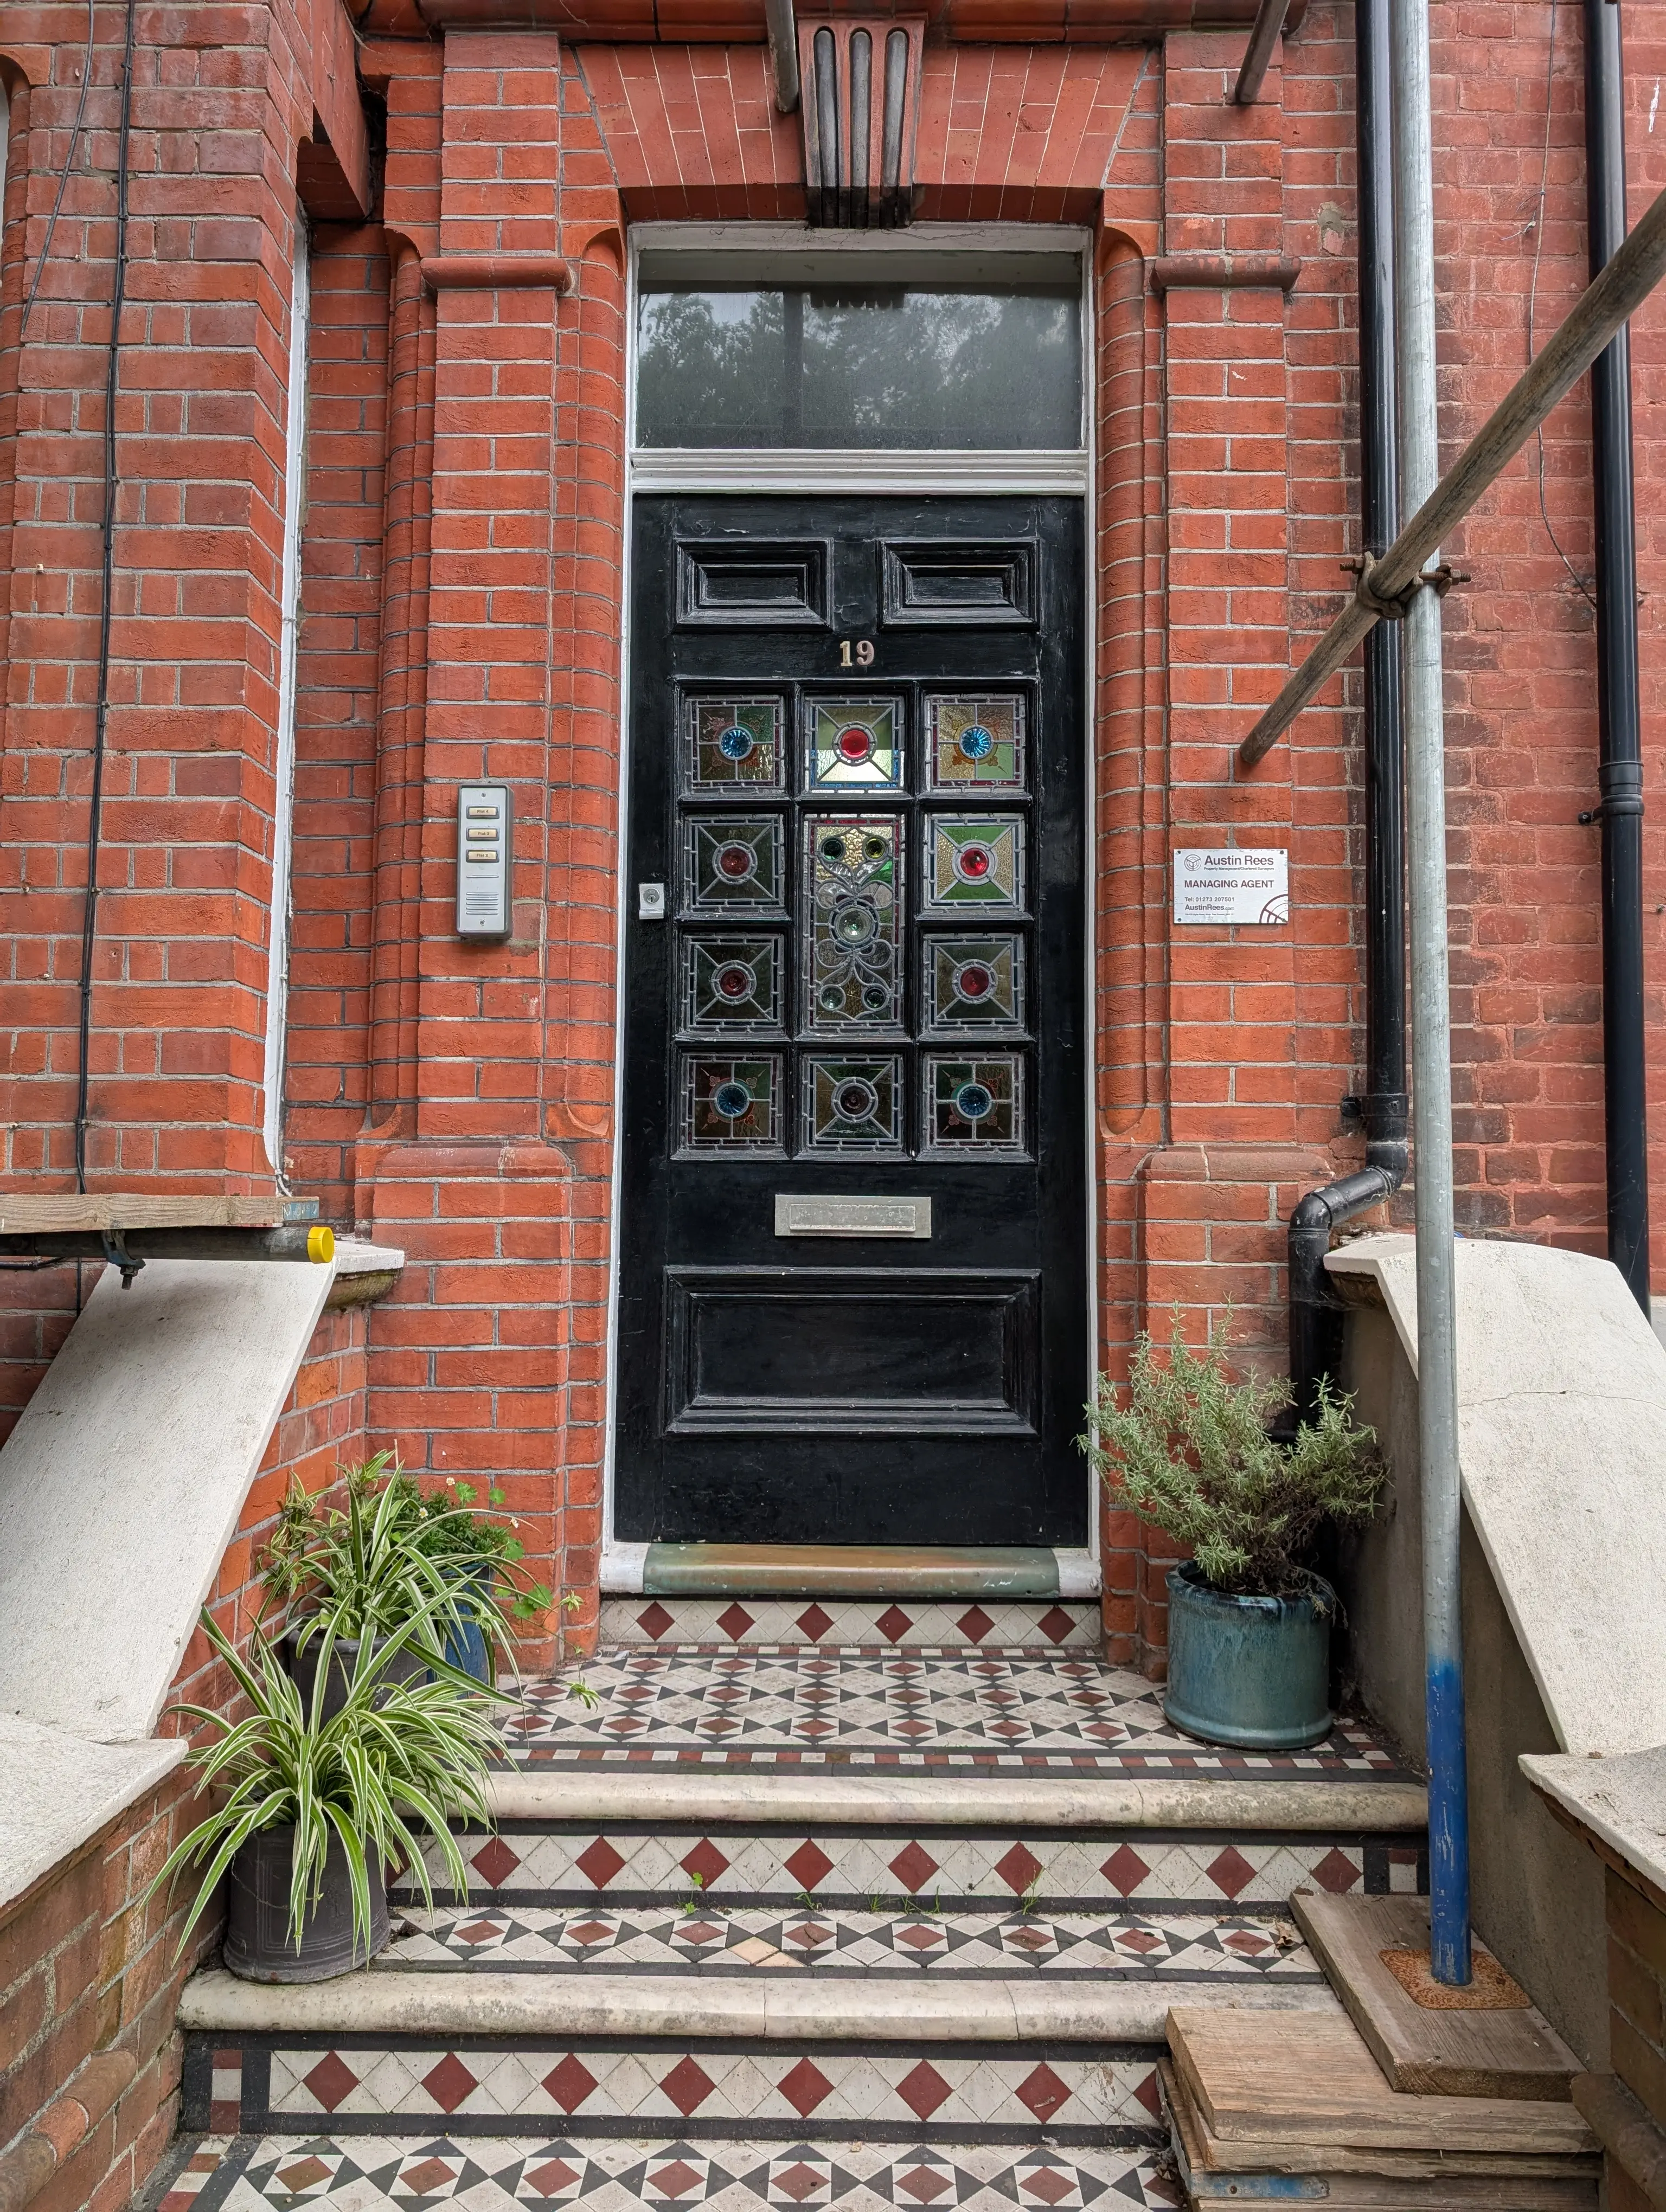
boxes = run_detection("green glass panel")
[803,1056,904,1153]
[925,935,1023,1031]
[687,816,784,909]
[682,1054,783,1152]
[925,695,1025,793]
[687,696,784,791]
[925,1053,1024,1153]
[926,817,1024,912]
[806,698,904,792]
[684,936,783,1032]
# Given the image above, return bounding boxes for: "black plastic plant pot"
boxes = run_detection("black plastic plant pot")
[282,1628,426,1721]
[223,1826,388,1983]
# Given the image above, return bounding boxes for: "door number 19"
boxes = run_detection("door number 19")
[840,638,876,668]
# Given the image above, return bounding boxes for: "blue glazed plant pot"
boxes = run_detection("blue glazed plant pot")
[439,1564,495,1687]
[1163,1562,1335,1750]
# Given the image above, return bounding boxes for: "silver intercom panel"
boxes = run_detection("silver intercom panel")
[455,784,512,940]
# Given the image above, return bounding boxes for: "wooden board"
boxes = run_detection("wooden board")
[0,1194,290,1233]
[1290,1888,1581,2100]
[1167,2008,1599,2156]
[1158,2061,1600,2188]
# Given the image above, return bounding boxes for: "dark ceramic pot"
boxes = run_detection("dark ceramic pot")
[1163,1561,1334,1750]
[223,1825,387,1983]
[282,1627,425,1722]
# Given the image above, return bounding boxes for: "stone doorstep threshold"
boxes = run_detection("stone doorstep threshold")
[482,1770,1430,1834]
[604,1545,1100,1600]
[176,1967,1344,2041]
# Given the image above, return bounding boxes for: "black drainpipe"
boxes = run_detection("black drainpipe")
[1285,0,1409,1422]
[1583,0,1651,1316]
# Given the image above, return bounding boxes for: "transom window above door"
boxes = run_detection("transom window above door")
[630,234,1088,475]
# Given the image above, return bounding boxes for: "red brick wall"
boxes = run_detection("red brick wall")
[0,1297,371,2212]
[3,2,1666,1686]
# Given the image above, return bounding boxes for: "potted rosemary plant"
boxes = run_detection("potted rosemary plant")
[151,1605,500,1982]
[1080,1316,1383,1749]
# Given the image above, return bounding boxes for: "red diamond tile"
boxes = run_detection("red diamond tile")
[1016,2062,1072,2122]
[574,1836,627,1889]
[876,1604,914,1643]
[400,2159,457,2196]
[457,1918,503,1947]
[300,2052,358,2113]
[648,2161,706,2198]
[896,2169,953,2204]
[681,1837,731,1888]
[1100,1844,1151,1896]
[567,1920,614,1946]
[956,1604,995,1643]
[543,2054,599,2113]
[995,1842,1043,1895]
[785,1921,834,1949]
[676,1921,725,1945]
[522,2158,583,2198]
[470,1835,521,1887]
[795,1603,835,1641]
[660,2055,716,2116]
[896,1923,945,1950]
[1225,1931,1272,1956]
[784,1838,835,1891]
[1313,1847,1361,1894]
[1207,1846,1257,1901]
[888,1840,940,1895]
[636,1601,676,1638]
[778,2055,835,2117]
[275,2158,332,2192]
[1019,2171,1077,2205]
[1037,1605,1077,1645]
[1005,1925,1051,1952]
[1117,1930,1163,1955]
[422,2053,479,2114]
[895,2061,952,2119]
[717,1602,755,1639]
[772,2162,828,2203]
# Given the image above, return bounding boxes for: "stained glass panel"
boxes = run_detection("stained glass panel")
[925,816,1025,913]
[686,816,784,910]
[805,698,904,791]
[683,936,783,1032]
[925,935,1023,1032]
[924,695,1026,793]
[681,1054,783,1151]
[803,1056,904,1153]
[804,815,904,1031]
[686,697,784,792]
[925,1053,1024,1152]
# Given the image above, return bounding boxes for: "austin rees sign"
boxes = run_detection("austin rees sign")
[1172,848,1290,926]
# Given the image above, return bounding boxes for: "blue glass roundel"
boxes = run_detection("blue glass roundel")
[712,1080,753,1121]
[958,723,995,762]
[718,724,755,762]
[953,1080,994,1123]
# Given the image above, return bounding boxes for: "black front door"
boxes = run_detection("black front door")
[615,494,1087,1548]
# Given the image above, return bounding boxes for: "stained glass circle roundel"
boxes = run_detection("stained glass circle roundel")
[712,1079,753,1120]
[958,723,995,762]
[956,844,993,882]
[832,1077,879,1122]
[718,724,756,761]
[714,962,753,1001]
[837,725,874,765]
[954,1079,995,1122]
[956,962,994,1001]
[716,841,757,882]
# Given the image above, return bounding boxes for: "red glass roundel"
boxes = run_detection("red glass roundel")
[714,963,753,1000]
[956,962,994,1001]
[836,725,874,765]
[956,844,993,882]
[715,841,756,881]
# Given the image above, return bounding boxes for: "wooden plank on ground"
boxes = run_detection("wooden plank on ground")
[1159,2060,1600,2189]
[1290,1888,1581,2099]
[1167,2008,1598,2155]
[0,1194,289,1232]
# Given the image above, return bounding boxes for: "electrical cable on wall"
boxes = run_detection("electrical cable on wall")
[18,0,95,344]
[73,0,138,1192]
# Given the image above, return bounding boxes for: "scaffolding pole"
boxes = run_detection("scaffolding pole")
[1392,0,1470,1989]
[1237,166,1666,774]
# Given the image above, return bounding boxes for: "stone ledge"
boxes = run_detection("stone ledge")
[0,1716,183,1919]
[325,1238,407,1310]
[482,1769,1430,1833]
[178,1964,1342,2041]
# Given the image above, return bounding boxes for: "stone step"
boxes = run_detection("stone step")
[158,2131,1174,2212]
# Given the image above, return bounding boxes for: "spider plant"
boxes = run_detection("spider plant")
[150,1602,504,1963]
[263,1452,492,1663]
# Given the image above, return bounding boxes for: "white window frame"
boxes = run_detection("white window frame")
[261,214,310,1178]
[601,221,1100,1597]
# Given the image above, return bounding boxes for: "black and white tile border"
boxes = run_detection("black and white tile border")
[162,2133,1181,2212]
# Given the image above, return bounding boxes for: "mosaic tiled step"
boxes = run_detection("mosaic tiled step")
[160,2130,1178,2211]
[506,1651,1413,1777]
[398,1821,1426,1913]
[600,1598,1099,1650]
[182,2034,1170,2145]
[380,1902,1324,1982]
